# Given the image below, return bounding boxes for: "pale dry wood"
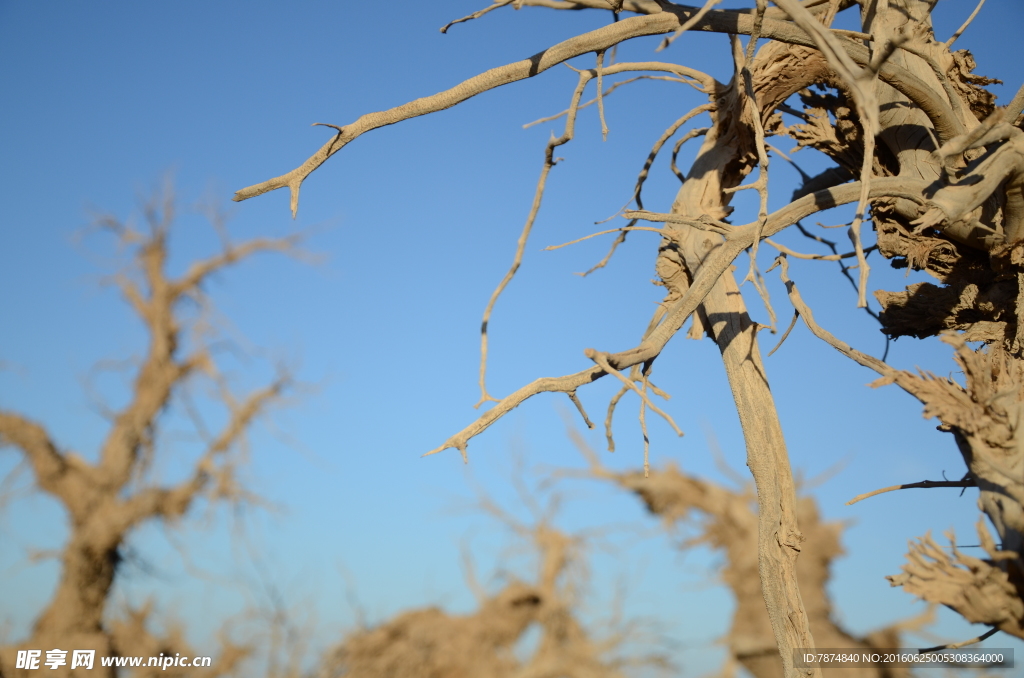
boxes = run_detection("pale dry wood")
[779,257,1024,639]
[773,0,881,307]
[584,348,683,438]
[656,0,722,52]
[1007,82,1024,124]
[886,527,1024,640]
[763,238,875,260]
[476,68,593,408]
[440,0,850,29]
[523,74,700,129]
[944,0,987,47]
[657,39,830,669]
[234,5,960,217]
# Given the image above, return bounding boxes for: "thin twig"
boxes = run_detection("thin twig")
[656,0,721,52]
[629,104,716,214]
[579,229,628,277]
[774,253,894,379]
[944,0,986,47]
[596,50,609,140]
[476,70,593,408]
[846,479,976,506]
[544,226,667,251]
[764,238,876,261]
[567,391,595,429]
[639,369,651,477]
[919,627,998,653]
[604,384,630,453]
[624,209,732,234]
[440,0,513,33]
[767,310,799,357]
[523,75,690,129]
[584,349,683,437]
[670,127,709,182]
[794,222,887,338]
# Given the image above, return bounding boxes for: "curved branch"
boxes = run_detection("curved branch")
[234,8,956,216]
[233,11,690,215]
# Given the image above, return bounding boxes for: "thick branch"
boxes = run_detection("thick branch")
[171,235,303,298]
[98,352,205,490]
[0,413,90,514]
[456,0,850,21]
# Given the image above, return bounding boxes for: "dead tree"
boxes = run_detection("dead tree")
[568,426,927,678]
[0,187,298,678]
[234,1,1024,675]
[318,492,660,678]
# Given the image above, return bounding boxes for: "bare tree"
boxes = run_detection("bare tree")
[567,426,933,678]
[0,186,299,678]
[318,485,666,678]
[234,1,1024,676]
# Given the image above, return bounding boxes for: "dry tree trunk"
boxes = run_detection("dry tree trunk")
[660,49,824,678]
[651,26,876,675]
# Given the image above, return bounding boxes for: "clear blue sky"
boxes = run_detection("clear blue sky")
[2,1,1023,674]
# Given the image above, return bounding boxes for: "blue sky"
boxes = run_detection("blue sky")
[2,1,1023,674]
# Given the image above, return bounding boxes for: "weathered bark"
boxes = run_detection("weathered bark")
[777,0,1024,640]
[675,233,817,678]
[653,37,843,678]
